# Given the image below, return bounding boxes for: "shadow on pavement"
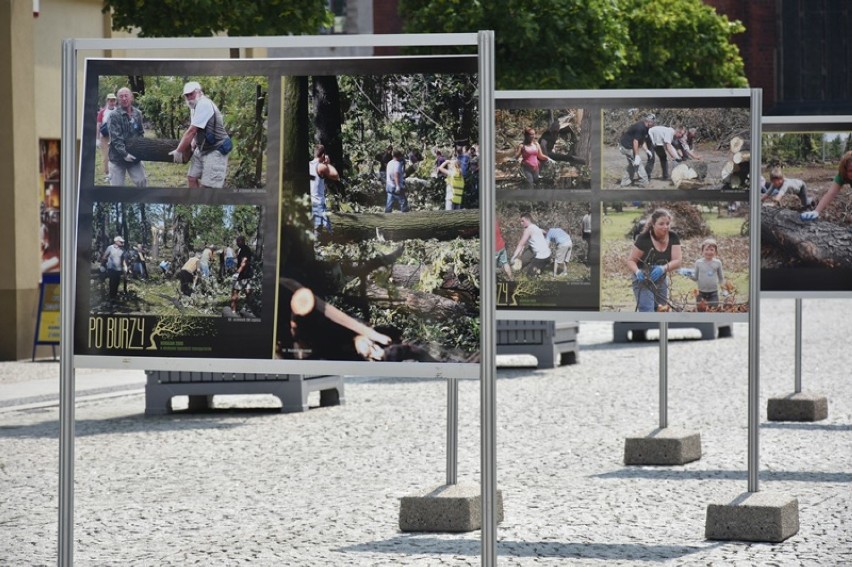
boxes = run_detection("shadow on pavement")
[338,535,719,560]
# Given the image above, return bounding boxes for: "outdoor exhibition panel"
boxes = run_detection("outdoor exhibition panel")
[495,89,757,324]
[73,51,486,380]
[61,33,499,567]
[761,115,852,295]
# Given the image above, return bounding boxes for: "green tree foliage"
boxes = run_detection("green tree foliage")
[763,133,822,166]
[334,73,478,175]
[401,0,747,89]
[400,0,628,89]
[103,0,333,37]
[617,0,747,88]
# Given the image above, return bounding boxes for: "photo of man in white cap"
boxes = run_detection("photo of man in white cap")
[100,235,127,301]
[169,81,232,188]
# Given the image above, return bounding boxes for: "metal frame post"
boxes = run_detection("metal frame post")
[794,298,803,393]
[659,322,668,429]
[478,30,497,567]
[747,89,763,493]
[58,38,78,567]
[446,378,458,485]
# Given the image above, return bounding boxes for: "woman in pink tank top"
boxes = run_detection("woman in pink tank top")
[514,127,550,187]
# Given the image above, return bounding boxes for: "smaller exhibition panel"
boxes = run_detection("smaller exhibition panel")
[495,89,756,323]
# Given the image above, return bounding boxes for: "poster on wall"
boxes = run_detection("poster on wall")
[39,139,61,274]
[761,119,852,293]
[73,56,482,369]
[496,91,752,320]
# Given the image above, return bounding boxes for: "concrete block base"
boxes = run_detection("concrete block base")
[767,392,828,422]
[624,428,702,465]
[399,483,503,532]
[706,492,799,542]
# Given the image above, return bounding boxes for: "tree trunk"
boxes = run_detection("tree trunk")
[139,204,148,247]
[254,84,265,183]
[328,209,479,242]
[312,76,346,174]
[126,138,180,162]
[762,207,852,267]
[576,109,592,166]
[173,212,189,267]
[366,283,470,319]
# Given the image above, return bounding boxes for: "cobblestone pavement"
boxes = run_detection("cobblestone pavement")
[1,298,850,565]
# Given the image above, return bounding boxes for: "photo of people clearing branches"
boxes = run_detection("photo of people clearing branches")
[276,67,481,363]
[88,202,264,319]
[761,134,852,291]
[601,201,748,313]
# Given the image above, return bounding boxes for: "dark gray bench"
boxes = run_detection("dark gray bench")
[144,371,344,415]
[496,320,579,368]
[612,321,733,342]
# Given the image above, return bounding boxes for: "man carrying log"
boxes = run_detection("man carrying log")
[169,81,232,189]
[107,87,147,187]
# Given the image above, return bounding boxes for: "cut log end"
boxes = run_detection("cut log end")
[291,287,316,316]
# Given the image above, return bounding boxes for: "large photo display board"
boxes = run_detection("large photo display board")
[74,56,481,373]
[495,90,753,321]
[761,117,852,294]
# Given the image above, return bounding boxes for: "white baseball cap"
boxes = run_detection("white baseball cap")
[183,81,201,95]
[114,236,125,244]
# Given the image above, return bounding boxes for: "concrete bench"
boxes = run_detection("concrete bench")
[496,320,579,368]
[612,321,733,342]
[144,371,344,416]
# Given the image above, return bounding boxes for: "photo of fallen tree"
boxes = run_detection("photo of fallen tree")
[275,62,481,363]
[760,131,852,292]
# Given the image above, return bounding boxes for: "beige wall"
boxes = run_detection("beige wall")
[0,0,38,359]
[1,0,267,359]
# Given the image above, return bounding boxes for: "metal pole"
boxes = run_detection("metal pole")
[794,298,803,393]
[659,322,668,429]
[58,39,78,567]
[478,30,497,567]
[747,89,763,493]
[446,378,458,485]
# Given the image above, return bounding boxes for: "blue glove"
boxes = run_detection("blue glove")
[650,266,666,281]
[800,210,819,221]
[635,270,645,282]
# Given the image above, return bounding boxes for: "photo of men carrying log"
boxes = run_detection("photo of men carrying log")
[276,66,481,363]
[92,75,267,189]
[761,132,852,292]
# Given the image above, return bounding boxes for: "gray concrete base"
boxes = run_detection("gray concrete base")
[399,483,503,532]
[624,427,702,465]
[767,392,828,422]
[706,491,799,542]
